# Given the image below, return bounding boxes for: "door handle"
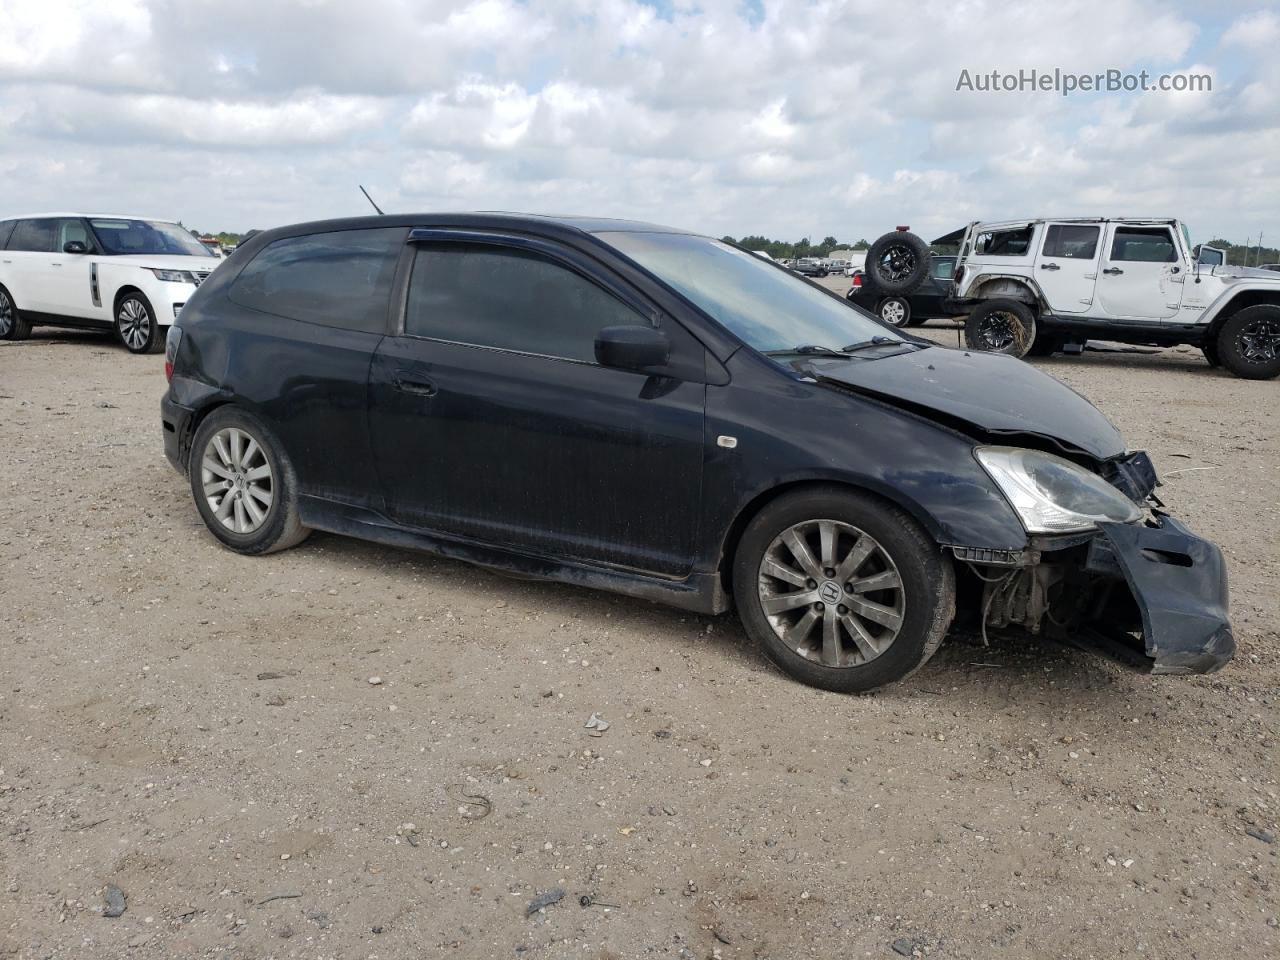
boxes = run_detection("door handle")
[50,262,62,267]
[1102,267,1124,275]
[1039,263,1060,271]
[393,375,437,397]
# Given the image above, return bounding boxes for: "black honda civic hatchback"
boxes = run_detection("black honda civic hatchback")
[161,213,1233,692]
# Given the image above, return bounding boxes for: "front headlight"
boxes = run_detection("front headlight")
[149,268,196,283]
[976,446,1142,533]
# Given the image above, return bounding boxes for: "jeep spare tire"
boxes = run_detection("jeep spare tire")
[964,299,1037,358]
[866,230,930,294]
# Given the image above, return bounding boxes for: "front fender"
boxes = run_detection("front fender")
[703,351,1029,571]
[1198,281,1280,326]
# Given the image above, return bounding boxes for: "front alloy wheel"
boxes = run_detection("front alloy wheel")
[733,487,954,693]
[116,294,162,354]
[758,519,905,667]
[1217,305,1280,380]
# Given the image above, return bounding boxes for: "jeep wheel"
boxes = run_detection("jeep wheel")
[1216,305,1280,380]
[866,231,930,295]
[878,296,911,327]
[964,300,1037,358]
[1201,338,1221,368]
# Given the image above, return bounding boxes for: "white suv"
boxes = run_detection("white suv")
[862,218,1280,379]
[0,214,221,353]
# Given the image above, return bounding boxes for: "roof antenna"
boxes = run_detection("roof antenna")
[359,185,384,215]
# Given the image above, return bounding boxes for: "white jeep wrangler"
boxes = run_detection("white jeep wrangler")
[861,218,1280,380]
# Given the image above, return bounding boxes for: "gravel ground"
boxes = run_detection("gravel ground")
[1,310,1277,960]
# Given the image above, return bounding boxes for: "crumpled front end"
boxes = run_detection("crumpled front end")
[1086,515,1233,674]
[960,511,1233,676]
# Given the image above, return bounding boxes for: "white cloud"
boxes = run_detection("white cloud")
[0,0,1272,245]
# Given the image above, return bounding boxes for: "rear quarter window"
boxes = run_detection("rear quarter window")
[0,221,14,249]
[8,219,57,253]
[228,227,406,333]
[974,226,1035,257]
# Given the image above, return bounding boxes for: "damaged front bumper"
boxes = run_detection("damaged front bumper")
[965,513,1233,676]
[1085,514,1233,674]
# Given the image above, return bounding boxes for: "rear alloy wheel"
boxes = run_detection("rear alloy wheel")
[964,299,1037,358]
[878,296,911,327]
[189,407,311,555]
[1216,305,1280,380]
[116,292,163,354]
[0,286,32,341]
[734,487,954,693]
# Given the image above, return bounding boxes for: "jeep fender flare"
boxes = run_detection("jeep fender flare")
[1197,282,1280,331]
[963,273,1048,313]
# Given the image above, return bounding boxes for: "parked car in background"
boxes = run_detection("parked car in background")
[161,212,1232,693]
[847,255,957,327]
[0,214,220,353]
[1258,263,1280,272]
[791,258,829,277]
[862,218,1280,379]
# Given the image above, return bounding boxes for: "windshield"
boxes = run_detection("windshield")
[89,219,215,258]
[597,232,901,353]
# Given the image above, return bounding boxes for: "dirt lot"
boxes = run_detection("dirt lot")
[1,311,1277,960]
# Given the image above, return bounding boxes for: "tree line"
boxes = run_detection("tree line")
[720,235,872,260]
[1205,238,1279,267]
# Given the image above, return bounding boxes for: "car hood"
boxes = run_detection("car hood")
[807,345,1126,460]
[96,255,221,271]
[1213,265,1280,281]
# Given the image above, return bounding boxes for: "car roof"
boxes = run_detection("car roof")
[247,212,700,243]
[1,213,180,222]
[971,217,1178,230]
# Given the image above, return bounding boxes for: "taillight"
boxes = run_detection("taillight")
[953,266,965,285]
[165,325,182,382]
[852,273,863,288]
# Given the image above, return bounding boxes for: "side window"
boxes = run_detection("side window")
[229,228,405,333]
[405,244,649,363]
[1110,227,1177,263]
[8,219,57,253]
[929,258,955,280]
[974,226,1034,256]
[1042,225,1099,259]
[0,221,14,249]
[55,218,92,251]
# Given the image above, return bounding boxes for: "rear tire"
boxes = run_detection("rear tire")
[189,407,311,555]
[964,299,1037,358]
[878,296,912,328]
[115,291,163,354]
[0,286,32,341]
[866,231,930,295]
[733,487,955,694]
[1216,305,1280,380]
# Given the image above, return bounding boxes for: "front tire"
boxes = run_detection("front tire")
[115,292,163,354]
[733,487,955,694]
[1216,306,1280,380]
[189,407,311,555]
[964,299,1037,358]
[878,296,911,327]
[0,286,32,341]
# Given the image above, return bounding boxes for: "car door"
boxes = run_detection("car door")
[368,232,707,577]
[1034,223,1101,314]
[1095,224,1184,321]
[2,218,58,314]
[41,218,102,321]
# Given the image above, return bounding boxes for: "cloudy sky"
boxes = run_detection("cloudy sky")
[0,0,1276,244]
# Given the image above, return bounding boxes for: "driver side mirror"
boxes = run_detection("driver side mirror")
[594,325,670,372]
[1196,245,1225,267]
[62,240,88,254]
